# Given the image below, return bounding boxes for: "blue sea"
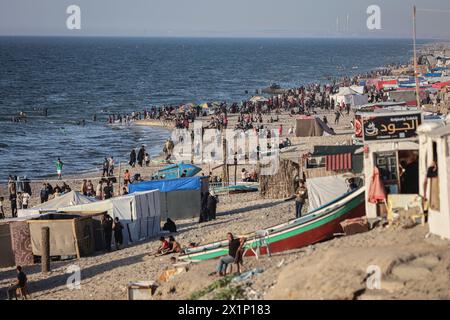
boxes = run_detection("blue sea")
[0,37,425,179]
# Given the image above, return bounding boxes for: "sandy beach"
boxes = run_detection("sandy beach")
[1,41,450,301]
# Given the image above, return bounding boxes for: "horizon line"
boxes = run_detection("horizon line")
[0,34,444,41]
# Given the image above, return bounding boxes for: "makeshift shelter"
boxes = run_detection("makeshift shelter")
[62,190,161,246]
[18,191,97,218]
[27,212,104,258]
[418,122,450,239]
[332,87,368,107]
[0,222,15,268]
[259,157,300,199]
[129,177,209,220]
[360,111,423,218]
[295,116,335,137]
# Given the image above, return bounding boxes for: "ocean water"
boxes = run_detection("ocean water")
[0,37,425,179]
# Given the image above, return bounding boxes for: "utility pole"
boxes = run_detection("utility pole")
[413,5,421,108]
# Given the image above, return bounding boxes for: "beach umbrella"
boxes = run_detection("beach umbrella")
[201,103,209,109]
[250,96,269,103]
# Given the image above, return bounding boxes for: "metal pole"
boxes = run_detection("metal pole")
[413,5,421,108]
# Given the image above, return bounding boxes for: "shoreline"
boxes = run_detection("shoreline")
[1,40,450,300]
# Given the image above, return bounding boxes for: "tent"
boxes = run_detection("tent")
[27,212,104,258]
[18,191,97,218]
[129,176,209,220]
[306,175,349,211]
[332,87,368,107]
[62,190,161,246]
[295,116,335,137]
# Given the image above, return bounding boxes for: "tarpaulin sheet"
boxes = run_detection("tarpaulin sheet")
[0,224,14,268]
[10,221,33,266]
[62,190,161,245]
[29,220,78,256]
[129,176,201,193]
[305,175,348,211]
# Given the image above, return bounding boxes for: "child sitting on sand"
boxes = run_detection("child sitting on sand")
[154,236,170,256]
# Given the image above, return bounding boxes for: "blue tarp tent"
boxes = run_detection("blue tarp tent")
[128,177,209,220]
[129,176,202,193]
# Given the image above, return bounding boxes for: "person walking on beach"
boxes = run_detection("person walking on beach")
[334,109,341,125]
[21,191,30,209]
[101,214,113,251]
[137,146,146,167]
[108,156,115,176]
[129,149,136,168]
[96,180,103,200]
[123,169,131,186]
[6,266,27,300]
[0,197,5,219]
[81,180,87,196]
[295,181,308,218]
[55,158,64,180]
[103,180,113,200]
[102,157,110,177]
[112,217,124,250]
[10,192,17,218]
[86,180,94,197]
[207,191,218,221]
[40,183,49,203]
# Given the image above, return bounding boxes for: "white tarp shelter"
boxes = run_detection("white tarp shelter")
[418,121,450,239]
[332,87,368,107]
[18,191,97,218]
[62,190,161,245]
[306,175,348,210]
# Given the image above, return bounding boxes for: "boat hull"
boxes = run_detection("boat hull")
[180,188,366,261]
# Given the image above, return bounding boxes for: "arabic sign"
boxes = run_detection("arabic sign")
[362,112,422,141]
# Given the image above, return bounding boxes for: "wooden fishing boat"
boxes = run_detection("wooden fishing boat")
[179,187,365,262]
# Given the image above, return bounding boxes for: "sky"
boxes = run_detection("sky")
[0,0,450,38]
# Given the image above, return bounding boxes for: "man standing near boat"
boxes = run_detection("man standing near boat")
[295,181,308,218]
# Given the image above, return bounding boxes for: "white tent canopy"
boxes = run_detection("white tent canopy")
[18,191,97,218]
[332,86,368,107]
[306,175,349,210]
[62,190,161,245]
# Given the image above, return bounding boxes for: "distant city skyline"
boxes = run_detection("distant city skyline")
[1,0,450,39]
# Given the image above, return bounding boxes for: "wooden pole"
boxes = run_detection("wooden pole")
[413,5,421,108]
[41,227,50,273]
